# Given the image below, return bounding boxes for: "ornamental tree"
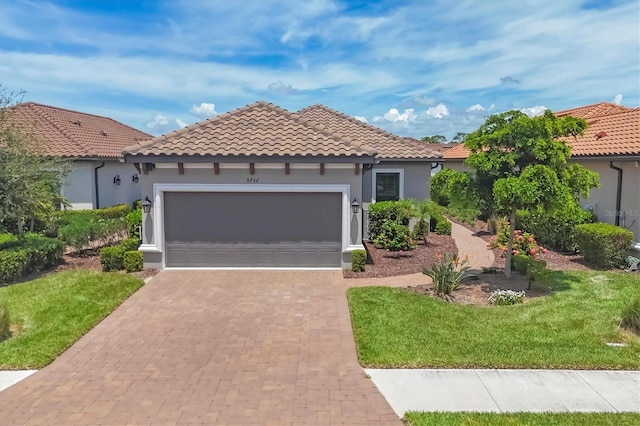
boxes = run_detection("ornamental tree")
[464,110,599,278]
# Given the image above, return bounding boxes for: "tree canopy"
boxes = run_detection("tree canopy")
[0,87,70,237]
[464,109,599,277]
[421,135,447,143]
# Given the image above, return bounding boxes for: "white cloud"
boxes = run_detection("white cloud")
[521,105,547,117]
[354,115,368,123]
[190,102,216,117]
[466,104,485,112]
[426,103,449,119]
[176,118,188,128]
[613,93,623,105]
[267,80,298,95]
[383,108,417,123]
[147,114,168,129]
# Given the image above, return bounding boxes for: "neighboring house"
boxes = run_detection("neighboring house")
[123,101,440,269]
[442,102,640,253]
[7,102,152,210]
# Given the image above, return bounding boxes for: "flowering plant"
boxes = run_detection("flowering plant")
[423,253,471,299]
[373,221,416,253]
[487,222,547,259]
[489,289,525,305]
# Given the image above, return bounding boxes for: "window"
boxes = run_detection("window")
[373,169,404,202]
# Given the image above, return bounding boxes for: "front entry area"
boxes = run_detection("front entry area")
[164,192,342,267]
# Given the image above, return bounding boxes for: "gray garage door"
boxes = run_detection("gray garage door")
[164,192,342,267]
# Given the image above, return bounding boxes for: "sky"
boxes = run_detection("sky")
[1,0,638,140]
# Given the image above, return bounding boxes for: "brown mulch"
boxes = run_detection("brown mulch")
[343,235,458,278]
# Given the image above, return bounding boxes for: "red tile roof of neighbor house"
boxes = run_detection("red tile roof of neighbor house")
[296,104,441,160]
[5,102,152,158]
[124,101,379,160]
[442,102,640,160]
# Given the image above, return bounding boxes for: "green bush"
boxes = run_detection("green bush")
[100,246,126,272]
[512,255,531,272]
[620,295,640,334]
[0,233,18,249]
[517,205,596,252]
[430,168,459,206]
[59,214,126,252]
[120,237,140,252]
[123,250,143,273]
[373,221,416,252]
[125,209,142,240]
[133,199,142,210]
[434,217,452,235]
[423,253,471,298]
[0,302,10,342]
[95,204,131,219]
[574,223,634,270]
[0,249,30,283]
[368,200,413,240]
[351,249,367,272]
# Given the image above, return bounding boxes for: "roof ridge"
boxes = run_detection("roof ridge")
[27,102,92,157]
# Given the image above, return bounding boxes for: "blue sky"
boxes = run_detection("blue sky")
[1,0,638,139]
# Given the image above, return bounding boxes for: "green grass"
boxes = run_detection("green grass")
[348,271,640,369]
[404,412,640,426]
[0,270,144,369]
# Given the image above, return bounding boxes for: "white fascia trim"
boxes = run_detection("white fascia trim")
[154,163,355,170]
[139,244,162,253]
[345,244,366,252]
[148,183,353,268]
[371,168,405,203]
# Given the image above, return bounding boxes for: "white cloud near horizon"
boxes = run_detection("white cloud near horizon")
[613,93,623,105]
[466,104,485,112]
[521,105,547,117]
[176,118,187,128]
[147,114,169,129]
[354,115,368,123]
[426,103,449,119]
[382,108,417,123]
[190,103,217,117]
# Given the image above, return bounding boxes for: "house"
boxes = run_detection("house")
[442,102,640,253]
[7,102,152,209]
[122,101,440,269]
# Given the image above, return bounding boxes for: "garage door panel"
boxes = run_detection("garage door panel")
[164,192,342,267]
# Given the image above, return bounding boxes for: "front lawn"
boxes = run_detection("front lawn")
[404,412,640,426]
[348,271,640,369]
[0,270,143,369]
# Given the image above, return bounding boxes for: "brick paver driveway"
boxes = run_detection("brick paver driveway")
[0,270,399,425]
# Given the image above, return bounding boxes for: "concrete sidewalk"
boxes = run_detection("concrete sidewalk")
[0,370,37,392]
[366,369,640,416]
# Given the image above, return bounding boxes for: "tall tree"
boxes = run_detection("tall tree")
[421,135,447,143]
[452,132,467,142]
[0,87,70,237]
[464,110,599,277]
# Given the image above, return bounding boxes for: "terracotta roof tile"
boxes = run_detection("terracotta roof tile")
[443,103,639,160]
[5,102,151,158]
[296,105,441,160]
[123,101,377,160]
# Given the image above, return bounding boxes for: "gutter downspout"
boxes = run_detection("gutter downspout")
[94,162,105,209]
[609,161,623,226]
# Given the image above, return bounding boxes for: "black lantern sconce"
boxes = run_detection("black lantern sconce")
[141,196,152,214]
[132,174,139,183]
[351,198,360,214]
[113,175,121,185]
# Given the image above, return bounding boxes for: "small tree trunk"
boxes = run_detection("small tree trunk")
[17,217,25,239]
[504,207,517,279]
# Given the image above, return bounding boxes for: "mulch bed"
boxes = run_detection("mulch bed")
[343,235,457,278]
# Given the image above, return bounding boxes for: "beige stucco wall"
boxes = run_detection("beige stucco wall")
[362,161,432,206]
[442,160,471,172]
[137,163,365,269]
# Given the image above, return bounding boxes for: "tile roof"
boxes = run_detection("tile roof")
[296,105,441,160]
[123,101,377,160]
[5,102,151,158]
[443,103,640,160]
[416,141,461,153]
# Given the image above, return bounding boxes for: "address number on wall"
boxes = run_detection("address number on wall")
[246,178,260,183]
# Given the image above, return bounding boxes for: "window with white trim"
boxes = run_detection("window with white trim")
[372,169,404,202]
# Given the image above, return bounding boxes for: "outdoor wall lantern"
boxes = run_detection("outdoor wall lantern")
[351,198,360,214]
[132,174,139,183]
[141,196,152,214]
[113,175,121,185]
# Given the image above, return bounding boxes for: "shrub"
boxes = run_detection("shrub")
[488,225,545,259]
[59,214,126,252]
[0,233,18,249]
[434,217,452,235]
[125,209,142,240]
[512,255,531,272]
[0,303,10,342]
[21,233,65,270]
[574,223,634,270]
[430,168,459,206]
[489,289,525,306]
[517,205,596,252]
[95,204,131,219]
[423,253,471,298]
[123,251,143,273]
[100,246,126,272]
[0,249,29,283]
[620,296,640,334]
[368,200,413,240]
[373,221,416,253]
[120,237,140,252]
[351,249,366,272]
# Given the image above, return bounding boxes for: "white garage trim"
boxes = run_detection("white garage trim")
[139,183,364,268]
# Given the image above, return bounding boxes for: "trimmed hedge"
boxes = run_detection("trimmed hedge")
[351,249,367,272]
[574,223,633,270]
[125,209,142,240]
[0,233,18,249]
[120,237,141,252]
[123,251,143,273]
[434,217,452,235]
[0,234,64,283]
[100,246,126,272]
[517,207,596,253]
